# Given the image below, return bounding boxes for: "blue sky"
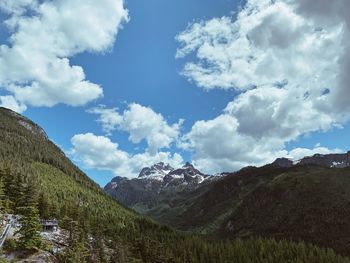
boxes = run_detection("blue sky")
[0,0,349,186]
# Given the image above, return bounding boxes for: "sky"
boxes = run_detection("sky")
[0,0,349,186]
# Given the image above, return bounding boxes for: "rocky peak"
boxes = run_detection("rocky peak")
[0,107,48,140]
[169,162,203,177]
[272,158,293,168]
[104,176,128,191]
[138,162,174,181]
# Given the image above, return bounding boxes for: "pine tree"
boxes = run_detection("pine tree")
[12,173,25,212]
[59,217,90,263]
[2,167,14,212]
[60,241,89,263]
[17,205,42,251]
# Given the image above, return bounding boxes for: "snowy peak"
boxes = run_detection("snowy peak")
[136,162,210,185]
[165,162,208,184]
[138,162,174,181]
[169,162,204,178]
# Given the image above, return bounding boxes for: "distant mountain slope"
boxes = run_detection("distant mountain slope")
[221,165,350,256]
[163,164,350,256]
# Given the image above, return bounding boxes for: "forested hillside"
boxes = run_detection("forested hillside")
[131,162,350,257]
[0,107,349,262]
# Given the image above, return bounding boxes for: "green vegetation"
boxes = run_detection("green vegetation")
[0,107,350,262]
[141,163,350,257]
[17,206,43,250]
[224,166,350,256]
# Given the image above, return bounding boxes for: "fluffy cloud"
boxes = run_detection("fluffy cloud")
[87,106,122,135]
[88,104,183,154]
[177,0,349,173]
[0,0,128,109]
[180,114,287,173]
[71,133,183,178]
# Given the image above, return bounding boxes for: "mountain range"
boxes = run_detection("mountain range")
[105,150,350,256]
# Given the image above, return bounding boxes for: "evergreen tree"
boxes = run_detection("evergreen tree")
[12,173,25,213]
[60,241,89,263]
[17,205,42,250]
[23,175,39,206]
[59,217,90,263]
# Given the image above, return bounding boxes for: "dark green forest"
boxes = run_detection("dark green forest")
[0,107,349,262]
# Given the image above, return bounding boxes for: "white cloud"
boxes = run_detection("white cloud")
[88,104,183,154]
[71,133,183,178]
[87,106,122,135]
[176,0,350,174]
[176,0,343,93]
[0,0,129,109]
[71,133,129,172]
[180,114,287,173]
[0,95,27,113]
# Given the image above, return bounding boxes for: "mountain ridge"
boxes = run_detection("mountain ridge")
[105,150,350,257]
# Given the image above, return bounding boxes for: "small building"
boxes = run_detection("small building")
[40,219,58,232]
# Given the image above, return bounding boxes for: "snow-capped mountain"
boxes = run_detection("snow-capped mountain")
[104,162,218,211]
[138,162,174,181]
[164,162,209,185]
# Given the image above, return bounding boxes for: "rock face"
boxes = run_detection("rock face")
[104,162,214,210]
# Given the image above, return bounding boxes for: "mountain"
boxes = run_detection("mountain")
[104,162,217,214]
[106,151,350,257]
[1,106,350,262]
[161,163,350,256]
[139,162,174,180]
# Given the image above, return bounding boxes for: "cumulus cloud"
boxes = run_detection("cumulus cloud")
[180,114,287,173]
[0,0,128,109]
[71,133,183,178]
[177,0,349,173]
[87,106,122,135]
[88,104,183,154]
